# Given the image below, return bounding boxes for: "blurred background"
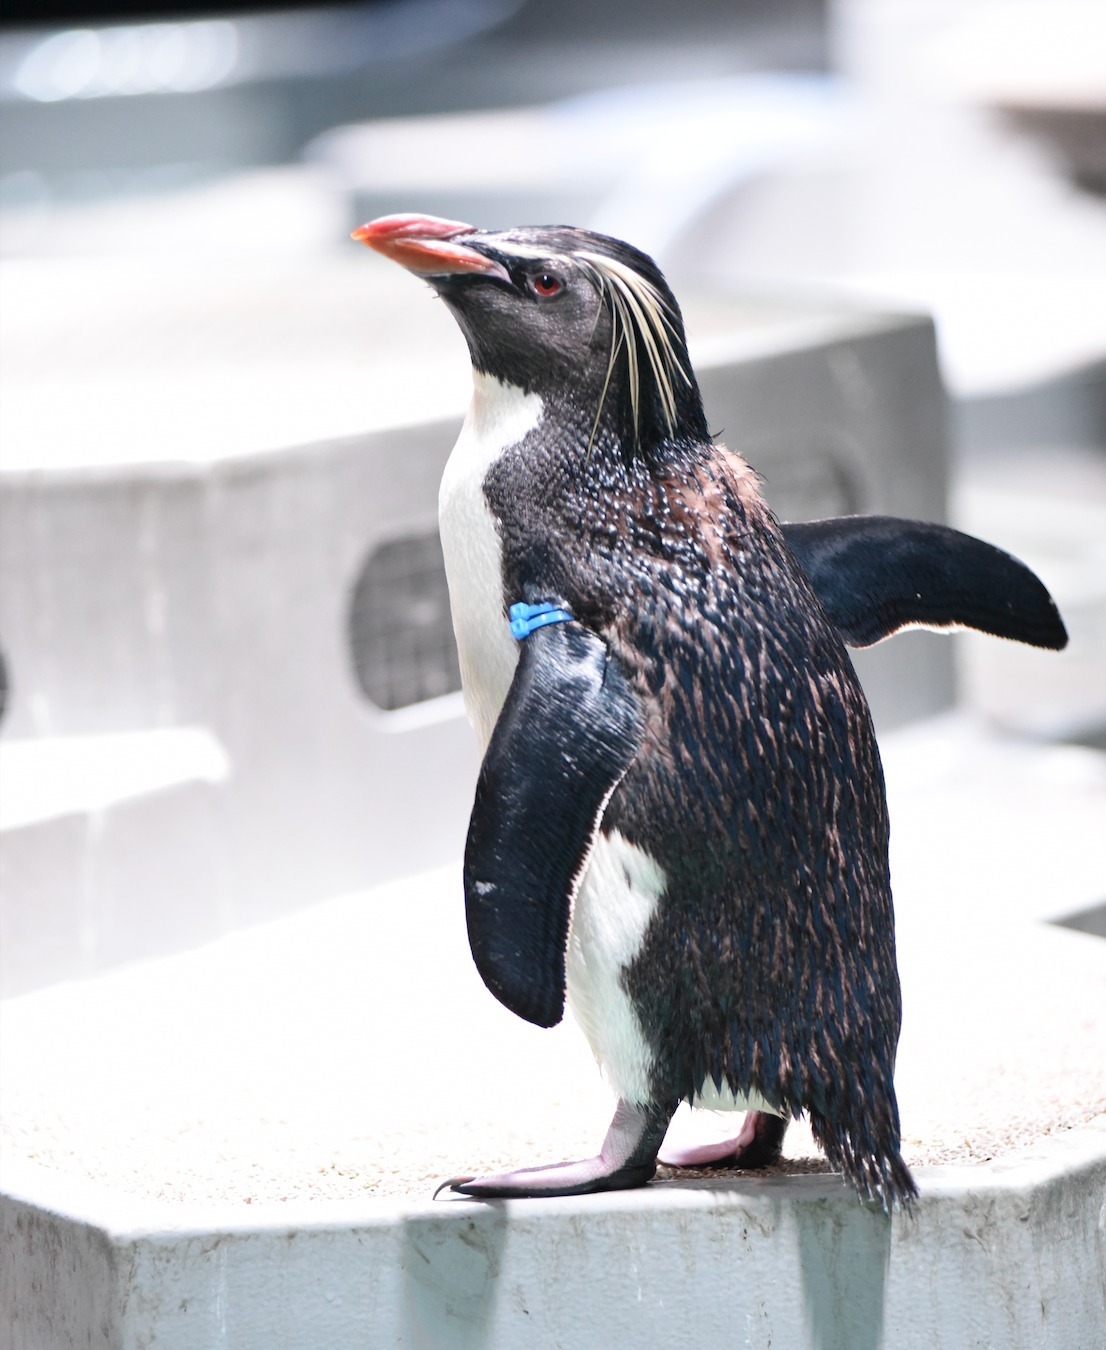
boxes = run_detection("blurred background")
[2,0,1105,994]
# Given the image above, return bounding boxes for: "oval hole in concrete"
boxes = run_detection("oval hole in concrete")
[348,531,461,712]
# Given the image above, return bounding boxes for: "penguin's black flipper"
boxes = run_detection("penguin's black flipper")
[464,619,644,1029]
[781,516,1068,651]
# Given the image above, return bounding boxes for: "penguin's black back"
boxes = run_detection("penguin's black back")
[484,415,912,1206]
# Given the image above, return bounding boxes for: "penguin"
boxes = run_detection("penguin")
[352,214,1068,1209]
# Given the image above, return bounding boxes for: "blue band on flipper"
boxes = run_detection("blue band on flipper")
[509,602,575,641]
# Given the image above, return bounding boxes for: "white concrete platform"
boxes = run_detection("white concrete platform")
[2,717,1104,1349]
[3,1124,1104,1350]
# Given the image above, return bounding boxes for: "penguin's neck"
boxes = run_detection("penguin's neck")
[467,348,708,480]
[460,369,546,474]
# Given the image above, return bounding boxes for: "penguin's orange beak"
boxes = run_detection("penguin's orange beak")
[352,213,510,282]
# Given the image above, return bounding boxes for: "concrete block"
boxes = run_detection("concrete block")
[0,729,231,997]
[2,1127,1104,1350]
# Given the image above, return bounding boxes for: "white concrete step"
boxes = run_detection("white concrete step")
[0,727,230,997]
[2,718,1103,1348]
[3,1124,1103,1350]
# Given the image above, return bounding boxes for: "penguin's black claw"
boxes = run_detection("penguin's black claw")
[432,1175,475,1200]
[658,1110,787,1171]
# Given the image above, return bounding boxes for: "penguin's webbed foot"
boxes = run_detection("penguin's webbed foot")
[435,1098,673,1200]
[438,1156,655,1200]
[658,1109,787,1170]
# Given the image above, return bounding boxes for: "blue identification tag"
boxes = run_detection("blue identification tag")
[509,602,575,640]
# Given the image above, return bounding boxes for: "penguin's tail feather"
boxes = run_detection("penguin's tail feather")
[807,1107,919,1213]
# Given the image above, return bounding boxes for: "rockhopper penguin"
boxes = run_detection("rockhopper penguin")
[353,213,1068,1209]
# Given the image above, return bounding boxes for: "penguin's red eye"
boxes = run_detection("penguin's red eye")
[530,272,563,298]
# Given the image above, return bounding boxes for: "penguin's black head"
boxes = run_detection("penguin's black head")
[354,213,710,458]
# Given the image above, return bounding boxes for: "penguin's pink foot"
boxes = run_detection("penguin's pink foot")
[435,1098,673,1199]
[437,1156,653,1199]
[658,1109,787,1170]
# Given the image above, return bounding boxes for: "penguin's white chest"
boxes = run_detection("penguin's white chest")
[438,372,543,748]
[439,374,660,1106]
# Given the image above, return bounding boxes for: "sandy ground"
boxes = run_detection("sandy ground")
[2,718,1105,1206]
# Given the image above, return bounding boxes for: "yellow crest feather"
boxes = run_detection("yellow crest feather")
[575,249,690,446]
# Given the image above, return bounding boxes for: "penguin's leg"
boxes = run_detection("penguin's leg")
[658,1110,788,1170]
[438,1098,675,1199]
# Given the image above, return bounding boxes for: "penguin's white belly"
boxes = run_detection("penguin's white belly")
[568,835,779,1112]
[438,373,543,748]
[565,830,664,1105]
[568,834,777,1116]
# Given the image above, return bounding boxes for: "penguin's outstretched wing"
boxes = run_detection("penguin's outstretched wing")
[781,516,1068,650]
[464,620,644,1028]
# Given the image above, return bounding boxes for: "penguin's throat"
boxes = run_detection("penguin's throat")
[466,370,546,455]
[468,363,688,470]
[438,372,543,746]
